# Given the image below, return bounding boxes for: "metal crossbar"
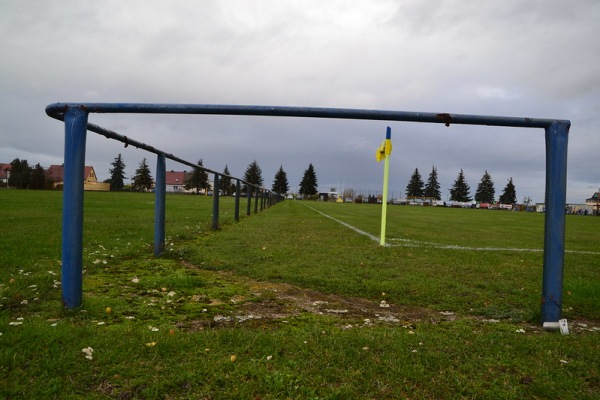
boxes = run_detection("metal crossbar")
[46,103,570,326]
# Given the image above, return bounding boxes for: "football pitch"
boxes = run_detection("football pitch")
[1,190,598,399]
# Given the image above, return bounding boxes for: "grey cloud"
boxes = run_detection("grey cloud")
[1,0,598,203]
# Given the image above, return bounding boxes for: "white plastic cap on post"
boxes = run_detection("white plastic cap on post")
[559,319,569,334]
[543,319,569,334]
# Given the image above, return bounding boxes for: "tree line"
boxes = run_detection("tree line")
[109,154,319,196]
[3,153,319,196]
[405,166,517,204]
[2,158,53,189]
[4,155,518,205]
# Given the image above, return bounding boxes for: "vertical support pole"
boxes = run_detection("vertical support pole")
[541,121,570,323]
[212,173,220,230]
[61,106,88,309]
[254,187,259,213]
[246,185,252,216]
[154,153,166,256]
[234,180,241,221]
[260,190,265,211]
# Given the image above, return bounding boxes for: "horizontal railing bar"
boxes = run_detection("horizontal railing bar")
[48,111,257,189]
[46,103,569,129]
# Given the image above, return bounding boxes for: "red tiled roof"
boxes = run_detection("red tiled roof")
[46,165,64,181]
[46,165,96,182]
[166,171,187,186]
[0,163,10,178]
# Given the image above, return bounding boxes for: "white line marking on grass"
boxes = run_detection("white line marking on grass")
[388,238,600,255]
[388,237,544,252]
[300,202,600,255]
[300,203,381,243]
[565,249,600,255]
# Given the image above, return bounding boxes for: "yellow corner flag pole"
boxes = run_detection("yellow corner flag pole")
[376,127,392,246]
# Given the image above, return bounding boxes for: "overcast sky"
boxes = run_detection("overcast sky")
[1,0,599,203]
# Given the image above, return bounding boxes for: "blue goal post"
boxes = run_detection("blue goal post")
[46,103,570,325]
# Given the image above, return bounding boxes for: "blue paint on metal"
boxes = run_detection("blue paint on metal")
[254,188,259,214]
[541,121,570,322]
[155,154,166,256]
[46,102,570,323]
[246,185,252,216]
[234,180,241,221]
[386,126,391,140]
[46,103,564,128]
[212,174,220,230]
[61,107,88,308]
[44,109,249,188]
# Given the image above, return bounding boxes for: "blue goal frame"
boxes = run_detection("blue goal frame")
[46,103,570,325]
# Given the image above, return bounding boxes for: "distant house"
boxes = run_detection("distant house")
[166,170,191,193]
[0,163,10,186]
[585,191,600,205]
[586,191,600,215]
[46,165,65,184]
[319,191,339,202]
[46,165,110,191]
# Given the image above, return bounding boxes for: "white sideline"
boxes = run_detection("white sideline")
[299,202,600,255]
[300,203,381,243]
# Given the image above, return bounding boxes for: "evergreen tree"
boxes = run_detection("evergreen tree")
[405,168,424,197]
[109,153,126,190]
[499,177,517,204]
[186,159,210,194]
[424,166,441,200]
[30,163,47,190]
[449,169,472,202]
[132,158,153,191]
[272,165,290,195]
[219,165,233,195]
[475,170,495,203]
[8,158,32,189]
[243,160,264,192]
[299,163,318,197]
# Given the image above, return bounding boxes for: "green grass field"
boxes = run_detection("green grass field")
[1,190,598,399]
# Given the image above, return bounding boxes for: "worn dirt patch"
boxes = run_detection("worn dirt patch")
[179,263,600,334]
[178,267,463,331]
[244,281,445,324]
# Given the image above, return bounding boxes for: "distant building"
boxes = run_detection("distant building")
[46,165,65,184]
[585,191,599,205]
[46,164,110,191]
[319,191,339,202]
[586,191,600,215]
[0,163,10,186]
[166,170,191,193]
